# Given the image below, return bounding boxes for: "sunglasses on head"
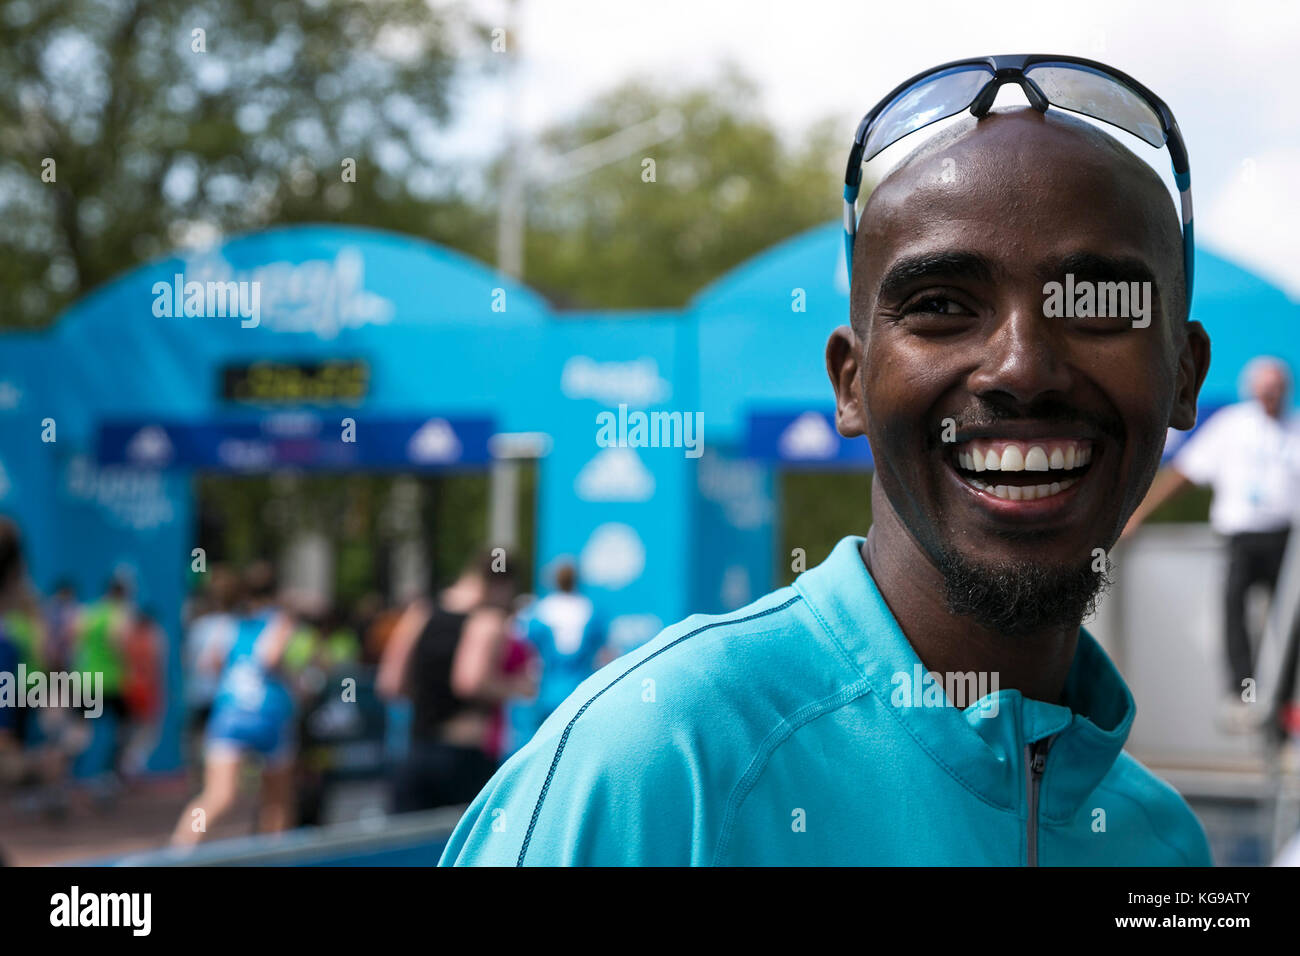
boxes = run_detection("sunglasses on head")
[843,54,1193,303]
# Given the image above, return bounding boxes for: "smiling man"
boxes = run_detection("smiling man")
[441,59,1213,866]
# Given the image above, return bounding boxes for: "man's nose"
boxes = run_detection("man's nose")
[965,304,1072,405]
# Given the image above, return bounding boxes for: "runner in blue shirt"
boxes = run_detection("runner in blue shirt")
[513,561,604,746]
[172,562,296,846]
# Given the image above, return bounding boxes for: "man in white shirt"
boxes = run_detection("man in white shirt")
[1124,357,1300,714]
[517,562,605,741]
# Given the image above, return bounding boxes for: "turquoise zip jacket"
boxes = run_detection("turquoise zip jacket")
[440,536,1212,866]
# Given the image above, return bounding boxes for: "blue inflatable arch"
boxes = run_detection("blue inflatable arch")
[1,221,1295,770]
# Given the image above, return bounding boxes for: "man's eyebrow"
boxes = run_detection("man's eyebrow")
[876,252,996,299]
[1040,252,1158,287]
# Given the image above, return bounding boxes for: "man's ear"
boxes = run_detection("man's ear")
[826,325,867,438]
[1169,320,1211,431]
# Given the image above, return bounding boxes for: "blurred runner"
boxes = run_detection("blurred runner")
[281,611,323,697]
[172,562,296,846]
[0,521,68,819]
[293,605,381,827]
[353,591,392,665]
[0,617,18,775]
[1124,356,1300,728]
[323,612,360,670]
[121,607,164,777]
[0,522,24,869]
[494,604,537,761]
[73,575,131,798]
[515,561,605,743]
[41,580,79,674]
[1,564,45,754]
[182,565,239,769]
[0,519,27,783]
[378,552,534,813]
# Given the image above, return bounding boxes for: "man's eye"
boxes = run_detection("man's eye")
[903,295,968,316]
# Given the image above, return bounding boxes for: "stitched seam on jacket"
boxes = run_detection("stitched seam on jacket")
[712,678,873,865]
[515,594,803,866]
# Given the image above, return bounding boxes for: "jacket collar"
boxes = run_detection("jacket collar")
[794,536,1135,821]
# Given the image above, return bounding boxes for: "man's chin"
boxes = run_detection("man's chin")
[935,549,1112,637]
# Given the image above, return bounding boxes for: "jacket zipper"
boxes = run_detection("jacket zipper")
[1025,737,1052,867]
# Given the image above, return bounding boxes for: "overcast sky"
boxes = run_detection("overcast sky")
[443,0,1300,299]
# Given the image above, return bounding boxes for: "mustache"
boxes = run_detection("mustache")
[940,398,1125,444]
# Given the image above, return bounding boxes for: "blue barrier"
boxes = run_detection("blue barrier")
[69,807,465,867]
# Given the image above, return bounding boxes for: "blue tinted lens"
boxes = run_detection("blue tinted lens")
[1025,63,1165,147]
[863,65,992,161]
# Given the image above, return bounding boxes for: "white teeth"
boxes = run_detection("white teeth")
[956,442,1086,470]
[1024,446,1049,472]
[963,476,1078,501]
[956,440,1093,475]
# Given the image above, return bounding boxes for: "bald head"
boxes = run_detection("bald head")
[1244,356,1291,418]
[852,107,1187,329]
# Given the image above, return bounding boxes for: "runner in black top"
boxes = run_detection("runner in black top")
[378,552,535,814]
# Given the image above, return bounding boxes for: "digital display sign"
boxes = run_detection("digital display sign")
[222,360,369,404]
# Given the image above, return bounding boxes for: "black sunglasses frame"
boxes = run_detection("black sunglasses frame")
[842,54,1194,304]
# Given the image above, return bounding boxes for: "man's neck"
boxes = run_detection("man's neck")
[860,493,1079,707]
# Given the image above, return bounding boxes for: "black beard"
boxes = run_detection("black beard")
[935,549,1113,637]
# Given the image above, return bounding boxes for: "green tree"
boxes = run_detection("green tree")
[0,0,489,329]
[518,68,843,309]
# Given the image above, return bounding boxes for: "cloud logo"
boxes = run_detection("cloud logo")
[575,447,655,502]
[407,418,462,464]
[778,412,838,461]
[580,523,645,590]
[561,356,670,405]
[126,426,173,466]
[0,381,21,411]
